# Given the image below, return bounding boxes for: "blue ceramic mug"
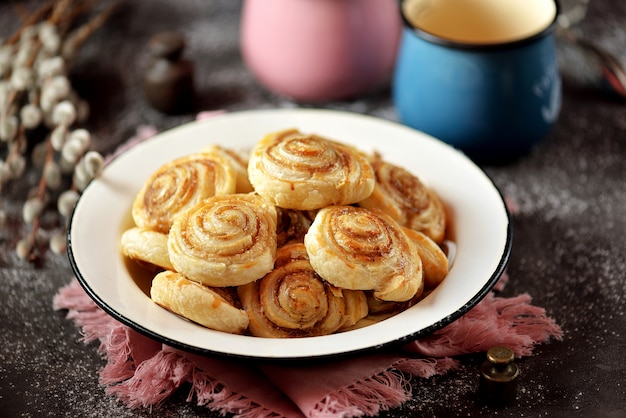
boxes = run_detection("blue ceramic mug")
[393,0,561,162]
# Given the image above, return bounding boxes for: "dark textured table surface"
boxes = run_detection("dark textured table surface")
[1,1,624,417]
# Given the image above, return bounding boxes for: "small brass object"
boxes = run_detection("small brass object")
[480,345,519,406]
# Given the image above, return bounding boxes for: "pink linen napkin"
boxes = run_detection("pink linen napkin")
[53,275,562,418]
[53,114,563,417]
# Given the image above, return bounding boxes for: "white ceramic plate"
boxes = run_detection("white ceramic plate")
[68,108,511,360]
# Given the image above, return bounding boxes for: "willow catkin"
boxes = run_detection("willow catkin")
[0,2,118,260]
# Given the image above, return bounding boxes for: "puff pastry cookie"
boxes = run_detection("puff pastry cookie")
[122,128,453,338]
[167,193,278,287]
[403,227,449,289]
[200,144,254,193]
[238,242,367,338]
[358,155,447,244]
[120,227,173,271]
[132,152,237,233]
[304,205,424,302]
[247,129,375,210]
[151,270,249,334]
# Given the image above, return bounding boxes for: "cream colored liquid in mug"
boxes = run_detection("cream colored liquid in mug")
[403,0,557,44]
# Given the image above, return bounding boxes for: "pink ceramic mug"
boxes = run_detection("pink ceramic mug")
[240,0,402,102]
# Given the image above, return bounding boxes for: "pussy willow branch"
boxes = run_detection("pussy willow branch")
[2,0,123,261]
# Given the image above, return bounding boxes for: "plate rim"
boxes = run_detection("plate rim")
[67,107,512,361]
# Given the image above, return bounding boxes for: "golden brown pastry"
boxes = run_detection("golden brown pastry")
[344,286,426,331]
[247,129,376,210]
[168,193,278,287]
[120,227,173,271]
[403,227,449,289]
[304,206,424,302]
[200,144,254,193]
[121,128,456,339]
[358,154,447,244]
[150,270,249,334]
[132,152,237,233]
[238,242,368,338]
[275,207,313,247]
[365,290,417,315]
[339,286,369,330]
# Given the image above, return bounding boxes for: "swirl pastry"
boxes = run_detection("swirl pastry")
[200,144,254,193]
[120,227,173,271]
[304,206,423,302]
[168,193,278,287]
[358,155,447,244]
[344,285,428,331]
[132,152,237,233]
[238,242,368,338]
[247,129,376,210]
[150,270,249,334]
[403,227,449,289]
[340,286,370,330]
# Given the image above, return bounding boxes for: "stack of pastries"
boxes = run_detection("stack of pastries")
[121,128,450,338]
